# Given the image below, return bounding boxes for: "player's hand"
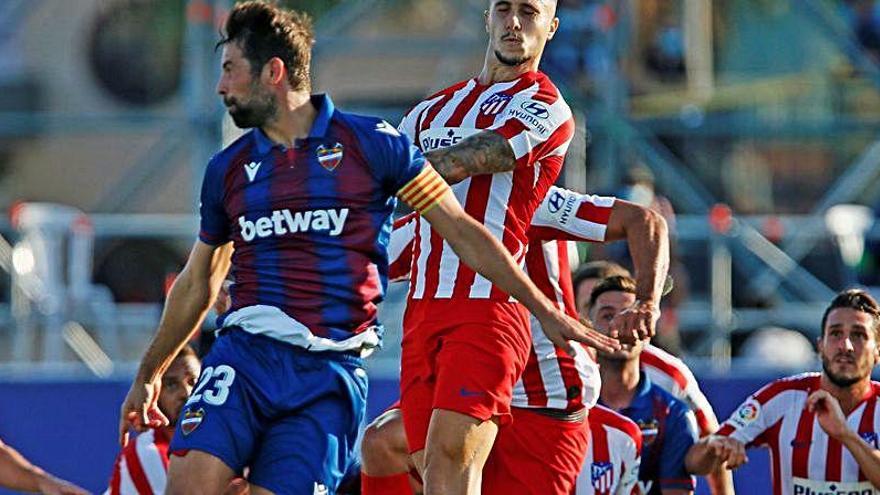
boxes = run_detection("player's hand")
[537,310,620,357]
[704,436,748,470]
[36,475,89,495]
[118,377,169,447]
[807,390,849,440]
[611,300,659,344]
[213,279,232,314]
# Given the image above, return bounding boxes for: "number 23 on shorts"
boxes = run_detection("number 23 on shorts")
[186,365,236,407]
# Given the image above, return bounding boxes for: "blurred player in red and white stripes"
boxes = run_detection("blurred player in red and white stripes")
[687,289,880,494]
[572,260,734,494]
[363,186,668,494]
[107,346,201,495]
[576,404,642,495]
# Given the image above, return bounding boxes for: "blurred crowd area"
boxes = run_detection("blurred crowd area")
[4,0,880,368]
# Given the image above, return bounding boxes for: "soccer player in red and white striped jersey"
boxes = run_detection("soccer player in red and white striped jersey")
[576,405,642,495]
[572,261,734,494]
[364,187,668,494]
[686,289,880,494]
[108,347,200,495]
[393,1,647,491]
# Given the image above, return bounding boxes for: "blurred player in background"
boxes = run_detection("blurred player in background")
[0,439,87,495]
[575,404,642,495]
[687,288,880,493]
[588,275,699,494]
[117,1,593,493]
[363,185,668,494]
[573,261,734,494]
[107,346,205,495]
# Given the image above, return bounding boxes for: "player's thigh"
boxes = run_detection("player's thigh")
[248,363,367,494]
[166,449,237,495]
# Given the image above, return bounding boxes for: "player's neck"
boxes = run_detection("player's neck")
[821,374,873,414]
[598,357,640,410]
[260,90,316,147]
[477,49,541,85]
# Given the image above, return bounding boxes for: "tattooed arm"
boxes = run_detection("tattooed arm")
[424,130,516,184]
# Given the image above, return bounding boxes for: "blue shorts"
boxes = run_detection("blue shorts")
[169,328,368,493]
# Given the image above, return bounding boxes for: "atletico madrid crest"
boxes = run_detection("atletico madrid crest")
[480,92,512,116]
[316,142,344,171]
[591,461,614,492]
[180,408,205,436]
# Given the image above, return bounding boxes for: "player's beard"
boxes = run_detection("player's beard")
[821,354,863,388]
[494,49,531,67]
[226,84,278,129]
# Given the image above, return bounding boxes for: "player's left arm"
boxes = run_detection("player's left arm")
[808,390,880,488]
[530,187,670,342]
[0,438,88,495]
[423,130,516,184]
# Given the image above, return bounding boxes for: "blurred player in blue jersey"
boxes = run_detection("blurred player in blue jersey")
[117,2,609,494]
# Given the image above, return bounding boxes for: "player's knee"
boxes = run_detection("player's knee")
[362,411,409,468]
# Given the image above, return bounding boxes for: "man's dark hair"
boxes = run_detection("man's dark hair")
[218,1,314,91]
[820,288,880,339]
[573,261,630,296]
[172,344,199,364]
[588,275,637,310]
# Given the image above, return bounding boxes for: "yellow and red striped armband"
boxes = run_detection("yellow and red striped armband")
[397,166,450,214]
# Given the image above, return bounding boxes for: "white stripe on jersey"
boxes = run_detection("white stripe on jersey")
[136,431,167,494]
[431,79,478,128]
[118,459,139,495]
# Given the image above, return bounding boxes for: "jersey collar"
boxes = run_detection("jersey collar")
[253,93,336,154]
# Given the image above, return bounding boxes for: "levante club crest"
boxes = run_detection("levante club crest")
[316,142,344,171]
[180,408,205,435]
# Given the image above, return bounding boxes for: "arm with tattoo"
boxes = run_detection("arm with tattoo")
[424,130,516,184]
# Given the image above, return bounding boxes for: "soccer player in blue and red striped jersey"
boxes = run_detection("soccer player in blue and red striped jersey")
[116,2,610,494]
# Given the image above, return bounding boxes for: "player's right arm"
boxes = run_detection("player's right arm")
[0,438,88,495]
[118,240,232,446]
[397,166,618,356]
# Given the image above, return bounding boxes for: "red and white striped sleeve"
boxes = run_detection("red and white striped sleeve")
[389,212,418,282]
[106,430,168,495]
[486,79,575,168]
[717,374,814,446]
[640,344,719,436]
[528,186,616,243]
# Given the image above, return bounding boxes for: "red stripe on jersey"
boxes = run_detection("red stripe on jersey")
[451,175,493,298]
[123,442,154,495]
[415,81,469,147]
[444,83,484,128]
[825,434,842,481]
[407,219,423,301]
[590,417,612,495]
[488,164,538,300]
[753,374,817,405]
[154,429,170,470]
[577,199,613,226]
[763,419,784,495]
[639,350,689,391]
[521,347,548,406]
[791,408,815,479]
[858,393,877,481]
[421,229,444,299]
[109,453,122,495]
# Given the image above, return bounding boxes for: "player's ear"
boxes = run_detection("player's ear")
[484,10,490,33]
[547,16,559,40]
[264,57,286,86]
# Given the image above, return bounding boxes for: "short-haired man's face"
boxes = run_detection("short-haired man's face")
[216,42,278,129]
[590,290,642,360]
[485,0,558,67]
[819,308,880,388]
[575,277,599,318]
[159,355,201,426]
